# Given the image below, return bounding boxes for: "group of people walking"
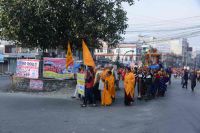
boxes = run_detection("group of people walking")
[182,69,198,92]
[74,64,171,107]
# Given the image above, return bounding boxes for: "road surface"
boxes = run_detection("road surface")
[0,78,200,133]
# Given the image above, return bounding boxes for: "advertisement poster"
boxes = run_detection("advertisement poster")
[43,58,74,80]
[77,73,85,96]
[16,59,40,79]
[30,80,43,90]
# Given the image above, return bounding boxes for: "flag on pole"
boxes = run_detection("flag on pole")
[82,40,95,67]
[66,42,74,68]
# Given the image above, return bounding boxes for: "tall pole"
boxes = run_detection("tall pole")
[122,50,134,64]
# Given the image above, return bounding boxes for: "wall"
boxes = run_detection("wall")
[11,77,76,92]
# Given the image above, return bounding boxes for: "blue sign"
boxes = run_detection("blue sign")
[0,54,4,63]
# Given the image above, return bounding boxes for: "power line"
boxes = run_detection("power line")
[128,15,200,28]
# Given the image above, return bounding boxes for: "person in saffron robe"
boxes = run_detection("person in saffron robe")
[107,71,115,101]
[101,71,113,106]
[124,67,135,106]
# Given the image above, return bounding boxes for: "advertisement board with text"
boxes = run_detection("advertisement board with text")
[16,59,40,79]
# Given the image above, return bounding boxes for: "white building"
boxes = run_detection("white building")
[94,42,142,64]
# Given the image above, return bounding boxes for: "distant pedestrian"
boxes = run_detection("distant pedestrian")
[166,67,172,85]
[182,69,189,89]
[190,70,197,92]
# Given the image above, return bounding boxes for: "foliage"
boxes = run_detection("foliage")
[0,0,134,50]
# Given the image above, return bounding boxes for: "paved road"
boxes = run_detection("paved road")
[0,79,200,133]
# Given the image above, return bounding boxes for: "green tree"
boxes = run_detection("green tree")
[0,0,134,50]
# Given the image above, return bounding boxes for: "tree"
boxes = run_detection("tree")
[0,0,134,50]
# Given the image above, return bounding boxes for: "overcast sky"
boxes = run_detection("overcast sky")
[123,0,200,50]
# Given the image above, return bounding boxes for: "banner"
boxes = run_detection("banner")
[30,80,43,90]
[43,58,74,79]
[16,59,40,79]
[77,73,85,96]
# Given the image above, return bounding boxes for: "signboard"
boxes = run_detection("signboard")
[30,80,43,90]
[16,59,40,79]
[77,73,85,96]
[43,58,74,79]
[0,54,4,63]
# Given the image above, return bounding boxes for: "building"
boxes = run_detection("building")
[94,42,142,64]
[0,40,40,73]
[138,36,194,67]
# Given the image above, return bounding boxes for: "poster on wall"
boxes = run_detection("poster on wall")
[16,59,40,79]
[77,73,85,96]
[30,80,43,90]
[43,58,74,80]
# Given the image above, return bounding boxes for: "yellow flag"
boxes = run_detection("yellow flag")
[66,42,74,68]
[82,40,95,67]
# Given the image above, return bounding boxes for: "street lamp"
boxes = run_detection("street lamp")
[122,50,135,64]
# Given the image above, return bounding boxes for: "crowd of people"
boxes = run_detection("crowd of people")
[181,69,199,91]
[72,64,172,107]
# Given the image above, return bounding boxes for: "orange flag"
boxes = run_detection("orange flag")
[82,40,95,67]
[66,42,74,68]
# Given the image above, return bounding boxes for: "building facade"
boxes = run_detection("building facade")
[94,42,142,64]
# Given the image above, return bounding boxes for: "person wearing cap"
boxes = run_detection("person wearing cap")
[124,67,135,106]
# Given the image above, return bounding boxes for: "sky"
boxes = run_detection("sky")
[123,0,200,50]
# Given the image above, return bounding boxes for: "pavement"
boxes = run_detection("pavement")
[0,78,200,133]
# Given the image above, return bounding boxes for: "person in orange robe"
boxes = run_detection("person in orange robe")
[105,70,116,100]
[109,72,116,100]
[124,67,135,106]
[101,71,113,106]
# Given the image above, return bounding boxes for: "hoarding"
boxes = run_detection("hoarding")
[16,59,40,79]
[43,58,74,79]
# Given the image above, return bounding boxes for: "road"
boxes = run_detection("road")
[0,78,200,133]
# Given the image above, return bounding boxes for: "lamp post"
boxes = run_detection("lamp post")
[122,50,135,64]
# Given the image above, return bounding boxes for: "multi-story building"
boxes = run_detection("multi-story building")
[94,42,142,64]
[138,36,192,67]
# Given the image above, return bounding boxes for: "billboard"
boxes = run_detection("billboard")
[43,58,74,79]
[16,59,40,79]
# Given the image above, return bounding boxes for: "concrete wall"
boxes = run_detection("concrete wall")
[11,77,76,92]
